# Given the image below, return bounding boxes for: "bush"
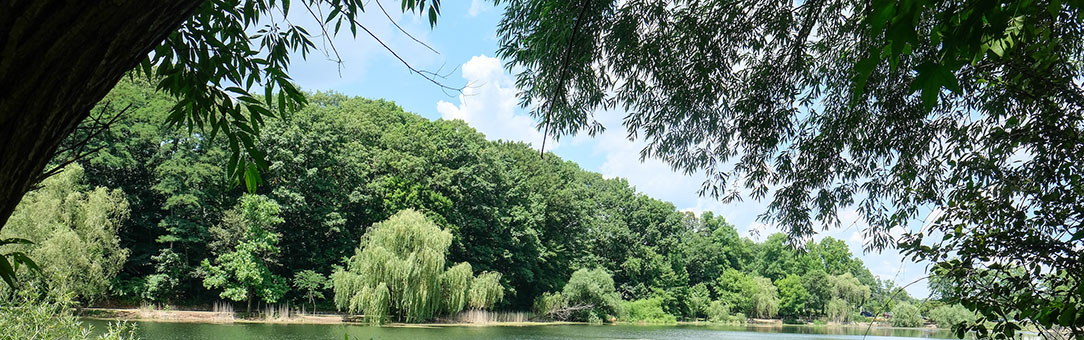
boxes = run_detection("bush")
[929,304,977,329]
[891,302,924,327]
[533,292,567,319]
[622,297,676,324]
[561,268,623,322]
[0,291,138,340]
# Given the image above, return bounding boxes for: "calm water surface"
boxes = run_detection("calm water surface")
[84,320,957,340]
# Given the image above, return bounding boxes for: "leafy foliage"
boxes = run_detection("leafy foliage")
[560,268,624,322]
[776,274,809,319]
[200,194,288,312]
[332,210,501,323]
[622,297,677,324]
[468,271,505,310]
[0,165,129,302]
[292,270,328,312]
[891,302,924,328]
[495,0,1084,336]
[0,290,138,340]
[929,304,977,330]
[59,79,907,324]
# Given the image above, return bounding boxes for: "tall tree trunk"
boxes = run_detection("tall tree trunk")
[0,0,203,229]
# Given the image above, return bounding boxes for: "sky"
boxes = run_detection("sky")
[281,0,932,297]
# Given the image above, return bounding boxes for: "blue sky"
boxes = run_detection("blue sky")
[283,0,932,297]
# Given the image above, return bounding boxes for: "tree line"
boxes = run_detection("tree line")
[2,77,971,327]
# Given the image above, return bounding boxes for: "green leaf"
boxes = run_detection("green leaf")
[0,238,33,246]
[0,256,15,288]
[244,163,262,193]
[12,253,40,274]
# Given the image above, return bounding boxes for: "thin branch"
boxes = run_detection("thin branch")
[347,17,463,93]
[301,2,345,76]
[375,0,439,54]
[38,104,133,183]
[539,0,593,158]
[861,275,929,340]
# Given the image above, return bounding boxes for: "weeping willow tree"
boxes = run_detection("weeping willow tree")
[441,262,473,314]
[468,271,504,310]
[332,209,500,323]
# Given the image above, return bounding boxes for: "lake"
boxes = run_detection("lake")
[83,320,958,340]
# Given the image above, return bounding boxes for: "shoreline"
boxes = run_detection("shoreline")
[79,308,948,332]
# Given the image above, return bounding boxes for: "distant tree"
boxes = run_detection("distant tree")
[292,270,328,313]
[142,248,188,304]
[825,298,850,323]
[749,276,779,319]
[714,268,762,316]
[685,283,712,319]
[829,273,871,309]
[929,304,977,330]
[776,274,809,319]
[332,210,493,323]
[562,267,624,322]
[201,194,288,313]
[622,297,677,324]
[468,271,505,310]
[800,270,830,316]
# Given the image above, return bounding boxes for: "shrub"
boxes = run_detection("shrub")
[622,297,677,324]
[561,268,623,322]
[891,302,924,327]
[929,304,977,329]
[533,292,567,318]
[0,291,138,340]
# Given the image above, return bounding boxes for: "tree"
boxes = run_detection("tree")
[825,298,850,323]
[0,164,129,302]
[775,274,808,319]
[468,271,505,310]
[292,270,328,313]
[929,304,977,330]
[494,1,1084,337]
[891,302,924,328]
[713,269,750,315]
[800,270,830,317]
[685,283,711,319]
[331,209,492,323]
[201,194,288,313]
[0,0,446,287]
[622,297,676,324]
[748,276,779,319]
[829,273,871,310]
[561,267,624,322]
[142,248,188,304]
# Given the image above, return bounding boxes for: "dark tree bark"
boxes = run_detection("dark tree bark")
[0,1,203,229]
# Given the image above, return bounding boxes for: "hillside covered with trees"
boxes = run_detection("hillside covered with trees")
[0,77,970,327]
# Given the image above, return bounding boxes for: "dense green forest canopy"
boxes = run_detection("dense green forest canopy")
[2,78,929,326]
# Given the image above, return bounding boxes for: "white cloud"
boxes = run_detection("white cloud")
[437,55,555,149]
[468,0,489,16]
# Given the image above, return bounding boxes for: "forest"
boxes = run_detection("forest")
[0,77,974,329]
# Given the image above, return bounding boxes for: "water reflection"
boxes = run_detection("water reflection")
[83,320,960,340]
